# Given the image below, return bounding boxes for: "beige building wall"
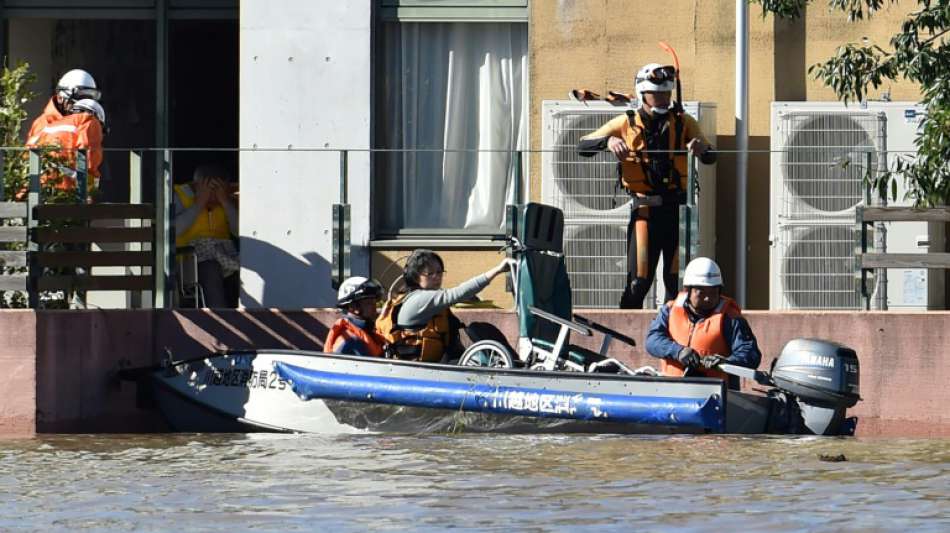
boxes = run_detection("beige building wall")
[529,0,920,309]
[372,249,513,309]
[372,2,919,311]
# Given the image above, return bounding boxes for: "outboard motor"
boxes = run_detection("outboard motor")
[771,338,861,435]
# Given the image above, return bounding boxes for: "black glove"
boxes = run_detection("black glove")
[676,347,700,368]
[700,354,726,370]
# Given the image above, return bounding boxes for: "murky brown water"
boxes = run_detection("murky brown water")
[0,434,947,532]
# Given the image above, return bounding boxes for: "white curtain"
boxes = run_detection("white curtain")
[377,22,528,232]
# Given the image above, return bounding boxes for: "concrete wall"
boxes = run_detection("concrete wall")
[0,311,35,436]
[239,0,371,308]
[528,1,922,309]
[2,309,948,438]
[8,18,54,132]
[36,311,154,433]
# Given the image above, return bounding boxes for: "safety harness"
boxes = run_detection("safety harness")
[615,107,687,204]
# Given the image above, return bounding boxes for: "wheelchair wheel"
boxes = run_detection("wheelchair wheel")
[459,340,515,369]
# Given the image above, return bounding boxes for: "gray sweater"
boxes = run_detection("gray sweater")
[397,273,491,328]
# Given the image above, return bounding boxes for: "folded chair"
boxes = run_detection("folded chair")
[175,245,206,308]
[460,203,638,373]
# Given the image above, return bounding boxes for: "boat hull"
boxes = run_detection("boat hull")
[151,350,772,434]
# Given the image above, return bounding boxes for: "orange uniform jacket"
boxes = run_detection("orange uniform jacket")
[661,292,742,380]
[324,317,386,357]
[25,99,103,194]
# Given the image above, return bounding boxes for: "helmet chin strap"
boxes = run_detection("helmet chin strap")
[640,100,671,116]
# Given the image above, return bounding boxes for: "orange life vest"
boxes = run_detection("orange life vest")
[376,291,453,362]
[25,99,103,195]
[617,110,688,194]
[324,317,386,357]
[581,110,698,196]
[662,291,741,380]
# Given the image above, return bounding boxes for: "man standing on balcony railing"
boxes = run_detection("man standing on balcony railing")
[577,62,716,309]
[23,69,104,201]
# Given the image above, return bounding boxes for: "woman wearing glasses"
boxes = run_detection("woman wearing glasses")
[377,249,509,363]
[577,62,716,309]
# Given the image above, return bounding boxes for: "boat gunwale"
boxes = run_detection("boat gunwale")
[206,348,730,387]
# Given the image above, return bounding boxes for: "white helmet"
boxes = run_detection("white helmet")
[56,69,101,104]
[337,276,383,308]
[635,63,675,95]
[71,99,105,126]
[682,257,723,287]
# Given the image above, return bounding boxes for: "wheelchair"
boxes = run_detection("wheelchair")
[459,203,638,374]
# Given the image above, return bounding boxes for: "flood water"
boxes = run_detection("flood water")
[0,434,946,532]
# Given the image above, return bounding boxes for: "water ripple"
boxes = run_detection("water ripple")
[0,434,946,532]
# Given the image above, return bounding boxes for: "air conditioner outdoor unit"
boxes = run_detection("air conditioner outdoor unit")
[770,101,945,310]
[542,100,717,308]
[563,220,627,308]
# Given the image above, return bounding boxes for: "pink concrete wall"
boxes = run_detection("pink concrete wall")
[0,310,36,436]
[2,308,948,437]
[744,311,950,438]
[154,309,334,355]
[35,310,155,433]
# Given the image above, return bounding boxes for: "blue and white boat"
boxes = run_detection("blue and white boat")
[145,337,859,435]
[141,204,860,436]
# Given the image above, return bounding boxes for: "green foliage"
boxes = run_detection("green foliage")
[826,0,890,21]
[0,61,34,308]
[752,0,950,206]
[809,40,898,104]
[755,0,890,20]
[755,0,809,18]
[0,61,35,202]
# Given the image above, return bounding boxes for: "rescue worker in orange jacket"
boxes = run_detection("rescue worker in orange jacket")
[577,63,716,308]
[377,249,509,362]
[645,257,761,389]
[25,69,104,198]
[324,276,388,357]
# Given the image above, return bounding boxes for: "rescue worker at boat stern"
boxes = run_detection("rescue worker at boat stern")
[24,69,105,199]
[324,276,388,357]
[377,249,509,363]
[577,63,716,309]
[644,257,761,389]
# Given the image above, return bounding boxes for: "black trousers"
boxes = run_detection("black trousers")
[197,260,240,308]
[619,204,679,309]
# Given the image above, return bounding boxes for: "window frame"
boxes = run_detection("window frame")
[370,0,528,241]
[378,0,527,23]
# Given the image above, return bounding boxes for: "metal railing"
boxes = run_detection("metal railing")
[0,144,940,311]
[856,205,950,310]
[0,149,158,308]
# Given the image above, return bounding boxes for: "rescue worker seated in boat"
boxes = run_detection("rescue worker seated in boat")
[324,276,388,357]
[644,257,761,389]
[377,249,509,363]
